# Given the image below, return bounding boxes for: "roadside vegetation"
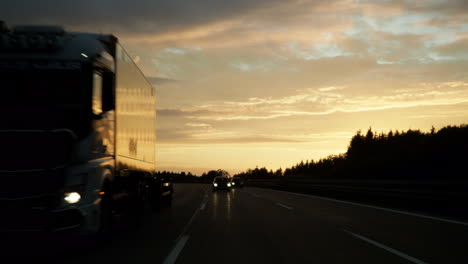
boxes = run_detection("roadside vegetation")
[156,169,230,183]
[234,124,468,181]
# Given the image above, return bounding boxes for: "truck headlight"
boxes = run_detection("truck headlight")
[64,192,81,204]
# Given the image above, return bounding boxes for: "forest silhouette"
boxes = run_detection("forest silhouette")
[234,124,468,181]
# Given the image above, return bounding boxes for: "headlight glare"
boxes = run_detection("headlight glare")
[214,183,218,187]
[64,192,81,204]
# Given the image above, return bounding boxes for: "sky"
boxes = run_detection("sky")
[3,0,468,175]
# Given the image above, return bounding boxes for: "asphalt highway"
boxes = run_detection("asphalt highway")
[8,183,468,264]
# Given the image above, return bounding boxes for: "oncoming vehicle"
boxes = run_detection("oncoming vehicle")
[231,176,244,188]
[212,177,232,192]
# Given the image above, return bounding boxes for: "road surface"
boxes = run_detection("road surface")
[8,184,468,263]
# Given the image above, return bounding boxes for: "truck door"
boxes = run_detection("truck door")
[92,71,115,158]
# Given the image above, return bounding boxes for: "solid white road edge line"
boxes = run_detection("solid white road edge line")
[267,189,468,226]
[276,202,293,210]
[162,235,190,264]
[343,230,428,264]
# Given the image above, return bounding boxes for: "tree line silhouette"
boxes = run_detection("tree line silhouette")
[234,124,468,181]
[156,169,231,183]
[155,171,199,182]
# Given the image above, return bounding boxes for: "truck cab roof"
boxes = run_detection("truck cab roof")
[0,22,116,69]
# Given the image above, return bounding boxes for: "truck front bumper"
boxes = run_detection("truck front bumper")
[54,198,101,234]
[1,199,101,235]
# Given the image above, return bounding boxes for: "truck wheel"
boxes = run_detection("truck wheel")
[151,195,161,213]
[164,193,173,208]
[98,186,113,237]
[133,179,148,216]
[150,188,162,213]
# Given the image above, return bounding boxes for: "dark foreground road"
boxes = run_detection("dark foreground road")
[6,183,468,263]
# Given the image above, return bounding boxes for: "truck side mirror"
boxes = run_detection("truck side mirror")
[102,71,115,112]
[92,113,104,120]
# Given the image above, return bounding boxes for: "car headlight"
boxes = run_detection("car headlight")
[227,183,231,187]
[64,192,81,204]
[213,183,218,187]
[163,182,170,187]
[232,182,235,185]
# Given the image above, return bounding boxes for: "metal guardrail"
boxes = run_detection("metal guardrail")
[245,178,468,202]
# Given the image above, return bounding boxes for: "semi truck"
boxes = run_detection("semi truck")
[0,21,173,235]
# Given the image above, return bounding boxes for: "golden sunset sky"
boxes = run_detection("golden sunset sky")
[4,0,468,174]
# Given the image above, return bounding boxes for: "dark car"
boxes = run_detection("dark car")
[230,177,244,188]
[212,177,232,192]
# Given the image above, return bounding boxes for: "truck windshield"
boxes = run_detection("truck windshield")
[0,67,85,107]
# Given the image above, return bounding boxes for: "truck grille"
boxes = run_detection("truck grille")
[0,193,58,209]
[0,192,58,230]
[0,170,63,199]
[0,208,53,231]
[0,129,75,171]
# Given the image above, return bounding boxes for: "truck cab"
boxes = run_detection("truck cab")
[0,21,171,235]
